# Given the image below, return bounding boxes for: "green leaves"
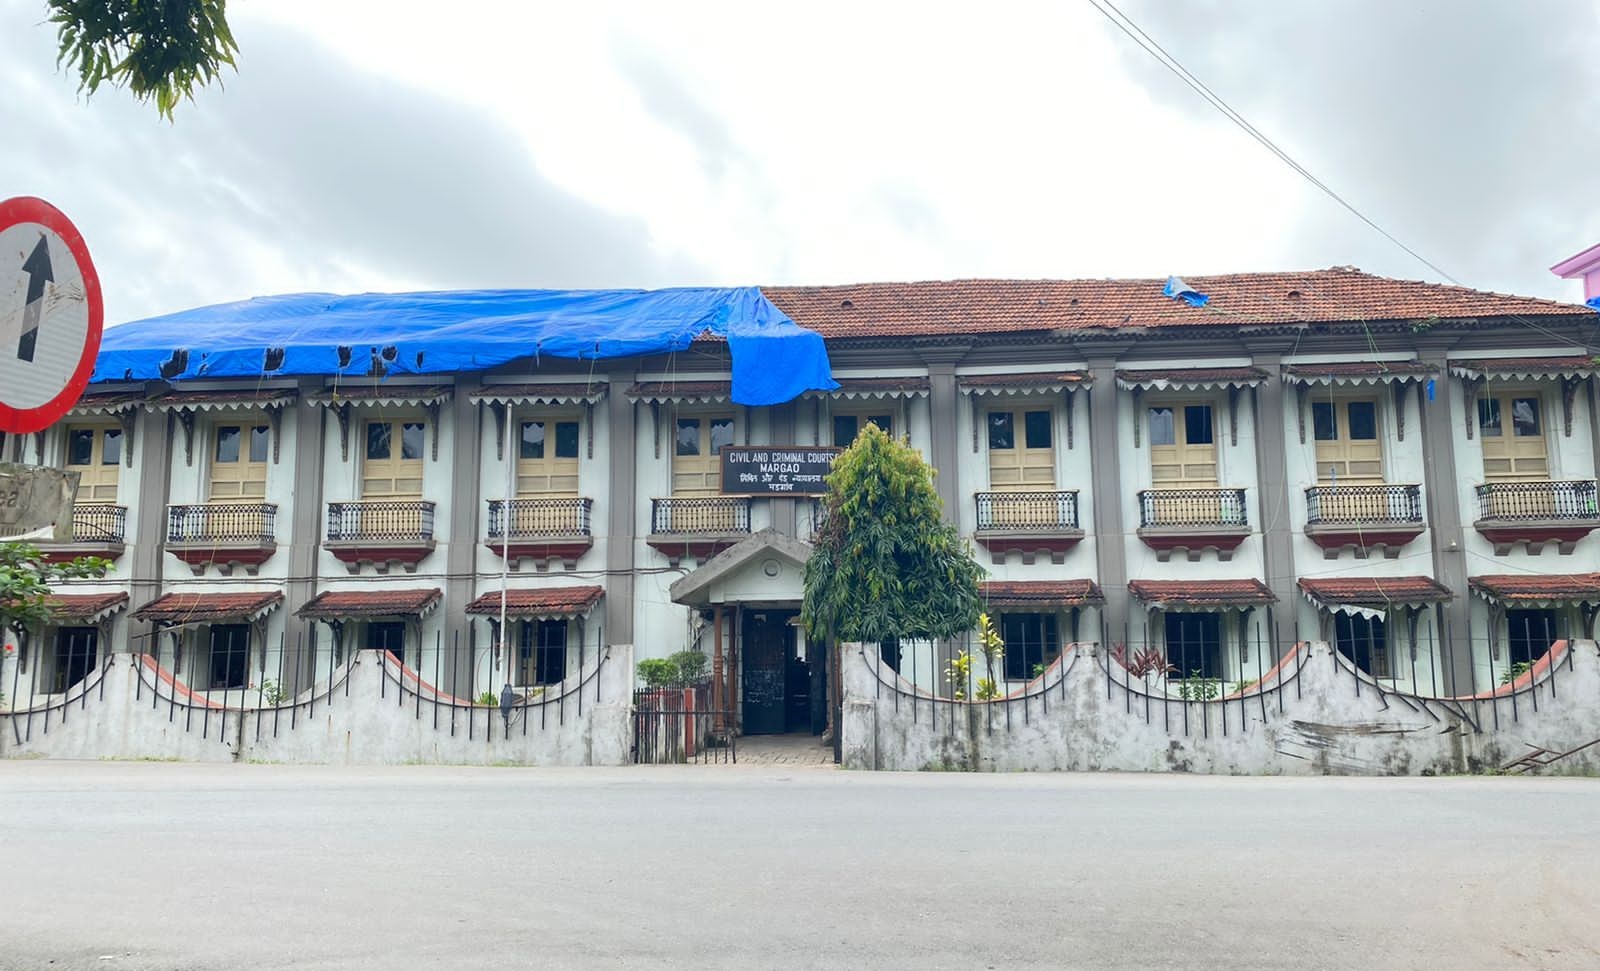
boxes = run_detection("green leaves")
[802,424,984,646]
[47,0,239,120]
[0,542,111,633]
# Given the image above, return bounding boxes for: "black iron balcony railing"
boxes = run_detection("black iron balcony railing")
[974,491,1080,531]
[1305,484,1422,525]
[167,503,277,543]
[70,503,128,543]
[487,497,593,538]
[650,497,751,534]
[326,500,436,542]
[1475,480,1600,521]
[1138,488,1248,528]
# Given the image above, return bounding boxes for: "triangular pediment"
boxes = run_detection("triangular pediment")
[668,529,813,607]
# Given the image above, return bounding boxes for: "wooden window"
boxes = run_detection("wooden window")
[1149,404,1217,485]
[1311,399,1383,483]
[363,419,426,496]
[1505,609,1559,669]
[517,417,580,495]
[1479,394,1548,481]
[987,409,1055,489]
[210,423,270,499]
[1001,613,1059,681]
[671,414,734,496]
[366,622,406,664]
[1333,614,1389,678]
[64,425,122,502]
[1164,613,1224,681]
[832,412,893,448]
[517,619,568,686]
[206,624,251,690]
[49,627,98,693]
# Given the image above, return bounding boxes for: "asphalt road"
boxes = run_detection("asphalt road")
[2,762,1597,971]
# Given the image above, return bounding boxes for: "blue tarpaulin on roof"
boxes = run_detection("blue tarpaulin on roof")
[92,286,839,406]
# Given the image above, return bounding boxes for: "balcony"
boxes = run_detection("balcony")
[10,503,129,563]
[1136,488,1250,562]
[325,499,437,573]
[972,490,1084,564]
[1473,480,1600,555]
[485,497,594,570]
[1304,484,1425,559]
[166,502,278,575]
[647,497,751,565]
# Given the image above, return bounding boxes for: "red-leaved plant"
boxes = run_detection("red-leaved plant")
[1110,642,1174,679]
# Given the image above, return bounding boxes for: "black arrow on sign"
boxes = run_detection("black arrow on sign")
[18,234,52,362]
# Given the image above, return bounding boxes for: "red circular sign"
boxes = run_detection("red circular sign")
[0,196,104,434]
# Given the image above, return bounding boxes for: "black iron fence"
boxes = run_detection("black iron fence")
[1475,479,1600,521]
[974,490,1079,531]
[166,503,277,543]
[650,497,751,534]
[632,683,736,764]
[1138,488,1248,528]
[487,497,593,538]
[1305,484,1422,525]
[70,504,127,543]
[326,500,436,542]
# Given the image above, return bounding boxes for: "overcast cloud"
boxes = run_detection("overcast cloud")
[2,0,1596,327]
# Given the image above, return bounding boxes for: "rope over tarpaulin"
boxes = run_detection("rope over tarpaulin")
[92,286,839,406]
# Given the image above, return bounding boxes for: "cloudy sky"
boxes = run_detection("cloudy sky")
[2,0,1598,327]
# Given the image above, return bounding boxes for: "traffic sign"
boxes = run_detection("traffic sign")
[0,197,103,434]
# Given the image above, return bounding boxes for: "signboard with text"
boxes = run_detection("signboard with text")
[720,445,842,495]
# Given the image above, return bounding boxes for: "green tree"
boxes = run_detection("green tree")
[802,423,984,669]
[0,542,110,636]
[46,0,238,119]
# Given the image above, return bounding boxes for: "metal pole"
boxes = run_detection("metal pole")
[498,407,514,673]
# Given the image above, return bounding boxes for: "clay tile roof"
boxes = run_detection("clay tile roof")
[1448,356,1599,377]
[465,586,604,617]
[1469,574,1600,603]
[806,377,932,396]
[296,588,442,620]
[762,269,1591,341]
[1281,361,1437,380]
[958,372,1089,389]
[1128,579,1277,606]
[133,591,284,623]
[44,592,130,622]
[626,381,731,401]
[1298,576,1452,606]
[980,580,1104,608]
[145,388,297,410]
[70,390,146,413]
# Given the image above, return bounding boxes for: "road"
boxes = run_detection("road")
[1,762,1596,970]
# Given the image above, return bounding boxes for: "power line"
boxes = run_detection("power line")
[1085,0,1460,284]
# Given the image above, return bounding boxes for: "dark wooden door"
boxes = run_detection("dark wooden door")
[741,611,792,735]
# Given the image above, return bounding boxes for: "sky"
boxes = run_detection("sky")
[2,0,1598,327]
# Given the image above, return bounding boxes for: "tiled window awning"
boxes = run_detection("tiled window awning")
[804,377,931,400]
[465,585,604,619]
[627,381,730,404]
[470,383,607,407]
[68,390,146,415]
[1129,578,1276,609]
[308,385,453,408]
[980,580,1103,608]
[959,372,1090,396]
[44,592,130,624]
[1281,361,1436,385]
[133,591,284,624]
[1448,357,1599,381]
[297,588,442,620]
[1116,367,1268,391]
[1298,576,1451,620]
[144,388,298,411]
[1470,574,1600,607]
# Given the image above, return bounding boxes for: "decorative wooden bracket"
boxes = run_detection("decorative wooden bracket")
[651,402,661,460]
[585,402,595,459]
[1562,376,1580,437]
[971,396,980,453]
[490,402,508,461]
[267,405,284,463]
[1064,390,1075,450]
[1132,388,1143,448]
[1463,377,1484,440]
[1392,382,1407,442]
[335,402,352,462]
[1228,386,1240,447]
[425,402,441,461]
[1295,383,1306,444]
[178,409,196,466]
[116,408,137,468]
